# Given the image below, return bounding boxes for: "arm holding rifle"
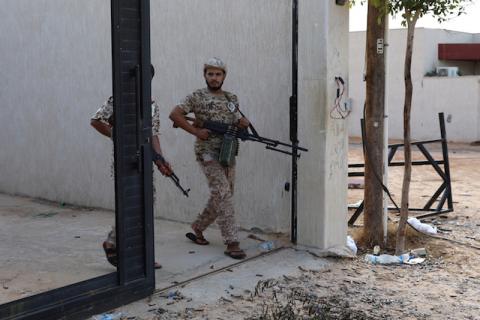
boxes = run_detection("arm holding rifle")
[151,101,173,177]
[169,106,250,133]
[152,135,172,176]
[237,117,250,129]
[169,106,209,140]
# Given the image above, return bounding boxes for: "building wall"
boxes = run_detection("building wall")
[420,77,480,142]
[421,29,476,75]
[297,1,349,248]
[0,1,349,239]
[150,0,292,231]
[349,28,480,142]
[0,0,112,208]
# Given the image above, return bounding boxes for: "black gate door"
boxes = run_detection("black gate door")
[0,0,155,319]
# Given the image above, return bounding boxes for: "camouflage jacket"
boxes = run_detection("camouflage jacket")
[91,96,161,135]
[177,88,241,160]
[91,96,161,177]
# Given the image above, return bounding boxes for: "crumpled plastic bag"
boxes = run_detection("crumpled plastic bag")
[408,217,437,235]
[346,236,357,255]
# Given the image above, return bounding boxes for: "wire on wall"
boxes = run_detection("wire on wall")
[330,76,350,119]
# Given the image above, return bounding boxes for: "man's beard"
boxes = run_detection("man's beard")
[206,80,224,92]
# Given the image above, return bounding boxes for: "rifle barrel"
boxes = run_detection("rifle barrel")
[181,117,308,154]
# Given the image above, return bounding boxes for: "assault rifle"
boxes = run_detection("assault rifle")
[152,150,190,197]
[184,117,308,157]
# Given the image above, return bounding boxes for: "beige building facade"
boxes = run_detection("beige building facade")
[349,28,480,143]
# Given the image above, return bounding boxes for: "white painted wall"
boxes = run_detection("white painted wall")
[1,1,349,242]
[150,0,292,231]
[297,1,349,249]
[421,29,476,75]
[349,28,480,142]
[0,0,113,208]
[421,77,480,142]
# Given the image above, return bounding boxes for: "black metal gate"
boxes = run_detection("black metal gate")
[0,1,155,318]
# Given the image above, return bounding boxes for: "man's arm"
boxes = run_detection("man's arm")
[90,119,112,138]
[169,106,209,140]
[152,135,172,176]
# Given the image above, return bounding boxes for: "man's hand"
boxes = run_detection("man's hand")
[237,117,250,129]
[156,160,173,176]
[195,128,210,140]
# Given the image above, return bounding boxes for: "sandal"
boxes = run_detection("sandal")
[185,232,210,245]
[102,241,117,267]
[154,262,162,269]
[224,249,246,260]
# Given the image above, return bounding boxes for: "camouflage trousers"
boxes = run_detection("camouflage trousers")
[106,226,116,245]
[105,175,157,246]
[192,159,238,244]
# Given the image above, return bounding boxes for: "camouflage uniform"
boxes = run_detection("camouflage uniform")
[92,96,161,245]
[178,88,242,244]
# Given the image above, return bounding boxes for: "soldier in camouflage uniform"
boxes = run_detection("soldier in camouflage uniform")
[90,66,171,268]
[169,57,249,259]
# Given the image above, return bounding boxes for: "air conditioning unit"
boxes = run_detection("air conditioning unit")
[436,66,459,77]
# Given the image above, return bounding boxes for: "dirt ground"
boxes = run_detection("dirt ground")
[128,140,480,320]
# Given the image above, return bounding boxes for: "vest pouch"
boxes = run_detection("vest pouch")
[219,127,239,167]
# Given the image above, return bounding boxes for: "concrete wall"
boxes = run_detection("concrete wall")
[0,0,112,208]
[297,1,349,248]
[421,29,476,75]
[0,1,349,243]
[349,28,480,142]
[150,0,292,231]
[420,77,480,142]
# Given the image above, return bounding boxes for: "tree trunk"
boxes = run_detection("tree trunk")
[363,0,387,247]
[395,12,419,255]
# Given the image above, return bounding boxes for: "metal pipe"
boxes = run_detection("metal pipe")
[382,13,389,246]
[290,0,299,244]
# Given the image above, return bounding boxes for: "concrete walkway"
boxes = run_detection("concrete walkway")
[115,247,330,319]
[0,193,299,307]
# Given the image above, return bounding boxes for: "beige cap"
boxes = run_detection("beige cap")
[203,57,227,74]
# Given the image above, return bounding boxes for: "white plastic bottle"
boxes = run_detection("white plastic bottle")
[365,254,404,264]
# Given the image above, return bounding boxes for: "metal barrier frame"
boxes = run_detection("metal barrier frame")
[348,112,453,226]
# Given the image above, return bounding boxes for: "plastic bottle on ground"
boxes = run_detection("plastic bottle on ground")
[365,253,410,265]
[92,312,123,320]
[258,240,275,251]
